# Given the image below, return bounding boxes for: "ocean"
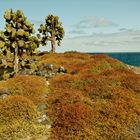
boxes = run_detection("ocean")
[91,52,140,66]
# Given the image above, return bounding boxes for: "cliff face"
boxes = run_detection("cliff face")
[0,52,140,140]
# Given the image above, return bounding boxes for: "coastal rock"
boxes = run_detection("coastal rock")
[127,64,140,74]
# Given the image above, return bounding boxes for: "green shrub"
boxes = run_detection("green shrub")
[3,75,50,104]
[0,120,51,140]
[0,95,37,124]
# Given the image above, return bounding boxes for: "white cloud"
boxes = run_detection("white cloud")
[56,29,140,52]
[69,30,87,35]
[74,16,118,29]
[68,17,118,37]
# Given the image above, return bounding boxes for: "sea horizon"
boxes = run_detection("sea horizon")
[88,52,140,66]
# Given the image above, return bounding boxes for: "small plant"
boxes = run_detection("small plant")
[0,95,37,124]
[4,75,50,104]
[2,70,10,80]
[0,119,51,140]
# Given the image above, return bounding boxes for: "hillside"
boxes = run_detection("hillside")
[0,52,140,140]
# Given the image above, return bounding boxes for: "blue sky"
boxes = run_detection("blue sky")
[0,0,140,52]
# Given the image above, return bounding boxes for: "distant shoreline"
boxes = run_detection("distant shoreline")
[88,52,140,54]
[88,52,140,66]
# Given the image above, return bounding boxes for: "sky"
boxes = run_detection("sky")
[0,0,140,52]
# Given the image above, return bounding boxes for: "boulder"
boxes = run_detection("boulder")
[58,66,67,73]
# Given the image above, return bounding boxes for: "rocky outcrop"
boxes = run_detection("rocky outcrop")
[127,64,140,74]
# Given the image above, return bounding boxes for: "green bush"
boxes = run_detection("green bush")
[0,120,51,140]
[0,95,37,124]
[4,75,50,104]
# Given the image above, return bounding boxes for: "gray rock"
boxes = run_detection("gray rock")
[46,81,50,86]
[58,66,67,73]
[45,72,53,78]
[9,71,15,78]
[0,94,8,99]
[37,103,48,112]
[46,64,53,71]
[36,70,42,76]
[37,113,52,126]
[19,69,32,75]
[37,114,47,123]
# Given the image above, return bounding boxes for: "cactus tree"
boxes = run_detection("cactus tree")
[38,14,64,53]
[0,30,6,58]
[3,9,39,73]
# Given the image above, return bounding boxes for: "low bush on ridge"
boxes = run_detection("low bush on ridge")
[0,75,49,104]
[0,95,37,124]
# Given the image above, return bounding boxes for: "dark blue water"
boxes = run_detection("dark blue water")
[91,52,140,66]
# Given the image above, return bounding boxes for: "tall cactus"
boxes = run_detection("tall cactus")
[0,31,6,54]
[38,14,64,53]
[0,30,10,59]
[3,9,40,73]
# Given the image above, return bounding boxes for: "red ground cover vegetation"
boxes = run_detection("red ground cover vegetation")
[43,52,140,139]
[0,52,140,139]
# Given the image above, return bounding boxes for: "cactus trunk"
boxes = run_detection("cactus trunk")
[14,47,19,73]
[51,34,55,53]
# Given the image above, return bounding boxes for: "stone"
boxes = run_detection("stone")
[19,69,32,75]
[45,72,53,78]
[35,70,42,76]
[37,103,48,112]
[58,66,67,73]
[0,94,8,99]
[37,113,52,126]
[46,64,53,71]
[9,71,15,78]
